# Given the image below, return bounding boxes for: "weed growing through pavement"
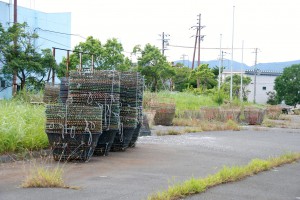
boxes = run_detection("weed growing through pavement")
[147,152,300,200]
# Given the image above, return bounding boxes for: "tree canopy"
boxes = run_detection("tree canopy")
[224,74,251,101]
[274,64,300,106]
[58,37,131,77]
[135,44,175,92]
[0,22,56,91]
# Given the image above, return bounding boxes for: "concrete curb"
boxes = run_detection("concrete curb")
[0,149,51,163]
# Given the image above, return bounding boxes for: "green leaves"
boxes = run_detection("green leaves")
[136,44,174,92]
[274,64,300,106]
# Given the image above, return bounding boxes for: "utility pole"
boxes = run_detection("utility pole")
[230,6,235,102]
[52,47,55,86]
[240,41,244,102]
[191,13,205,70]
[159,32,169,56]
[253,48,258,104]
[12,0,17,96]
[180,54,188,67]
[218,34,222,91]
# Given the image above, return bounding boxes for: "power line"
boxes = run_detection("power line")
[168,44,255,50]
[34,27,86,39]
[38,36,70,48]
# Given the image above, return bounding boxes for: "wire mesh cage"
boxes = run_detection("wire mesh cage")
[43,83,60,104]
[111,72,144,151]
[45,104,102,161]
[153,102,176,126]
[59,77,69,104]
[67,70,121,156]
[243,107,266,125]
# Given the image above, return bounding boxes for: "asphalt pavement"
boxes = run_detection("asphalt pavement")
[0,127,299,200]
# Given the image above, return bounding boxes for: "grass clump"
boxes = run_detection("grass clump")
[147,152,300,200]
[21,165,67,188]
[172,118,240,132]
[0,100,48,154]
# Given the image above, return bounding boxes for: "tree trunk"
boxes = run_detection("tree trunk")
[197,78,200,88]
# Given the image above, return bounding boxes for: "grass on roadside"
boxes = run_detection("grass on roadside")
[21,164,78,189]
[147,152,300,200]
[0,100,48,154]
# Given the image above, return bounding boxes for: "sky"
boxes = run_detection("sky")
[4,0,300,66]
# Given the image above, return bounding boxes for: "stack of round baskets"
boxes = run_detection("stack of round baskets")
[111,72,144,151]
[45,104,102,162]
[68,70,121,156]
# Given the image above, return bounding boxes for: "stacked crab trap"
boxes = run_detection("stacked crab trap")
[111,72,144,151]
[68,70,121,156]
[45,103,102,161]
[44,70,144,161]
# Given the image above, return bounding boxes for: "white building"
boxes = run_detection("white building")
[222,70,282,104]
[245,70,282,104]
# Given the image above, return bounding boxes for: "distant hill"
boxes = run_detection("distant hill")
[174,59,300,72]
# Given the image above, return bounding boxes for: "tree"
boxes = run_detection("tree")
[266,91,278,105]
[135,44,175,92]
[274,64,300,107]
[190,64,217,90]
[224,74,251,101]
[173,66,192,91]
[58,37,131,77]
[0,23,46,90]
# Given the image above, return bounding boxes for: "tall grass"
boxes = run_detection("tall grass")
[144,91,217,113]
[0,100,48,154]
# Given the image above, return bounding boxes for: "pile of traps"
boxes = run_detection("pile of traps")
[111,72,144,151]
[44,70,144,162]
[43,84,60,104]
[68,70,121,156]
[45,104,102,161]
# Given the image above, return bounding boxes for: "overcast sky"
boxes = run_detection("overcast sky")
[5,0,300,66]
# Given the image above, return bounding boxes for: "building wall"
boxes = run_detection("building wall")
[246,74,277,104]
[222,71,278,104]
[0,1,71,99]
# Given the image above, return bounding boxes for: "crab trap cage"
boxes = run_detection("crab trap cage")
[68,70,121,156]
[111,72,144,151]
[45,104,102,162]
[43,83,60,104]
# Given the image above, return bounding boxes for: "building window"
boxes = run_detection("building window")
[262,86,266,90]
[0,80,5,88]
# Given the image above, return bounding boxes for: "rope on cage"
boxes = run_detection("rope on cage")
[119,122,124,142]
[107,70,115,130]
[106,104,112,131]
[48,122,55,129]
[66,142,84,161]
[70,126,76,139]
[88,121,96,130]
[59,123,65,139]
[84,119,93,146]
[87,92,93,105]
[86,146,93,161]
[57,142,68,163]
[104,142,109,156]
[104,97,107,128]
